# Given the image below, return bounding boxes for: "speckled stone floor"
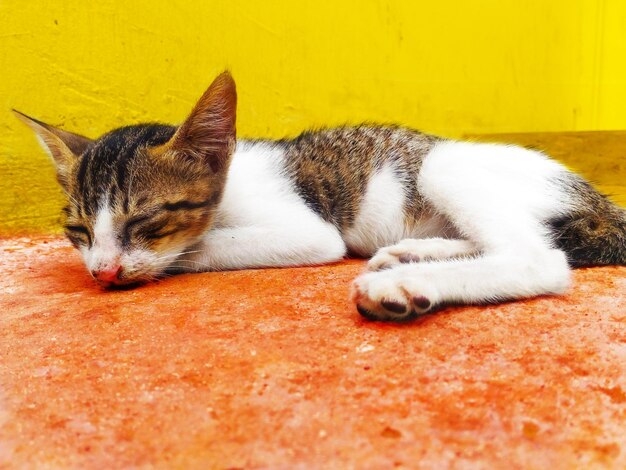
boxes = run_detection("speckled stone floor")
[0,236,625,468]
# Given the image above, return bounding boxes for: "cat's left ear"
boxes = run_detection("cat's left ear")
[156,71,237,173]
[13,110,93,189]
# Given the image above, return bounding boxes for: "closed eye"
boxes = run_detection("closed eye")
[162,196,215,212]
[123,214,181,243]
[65,224,92,246]
[125,215,152,231]
[122,214,154,245]
[142,220,174,239]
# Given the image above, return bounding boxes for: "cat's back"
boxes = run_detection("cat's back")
[281,125,439,231]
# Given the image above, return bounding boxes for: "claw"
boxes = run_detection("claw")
[412,295,431,311]
[381,299,407,314]
[356,304,380,321]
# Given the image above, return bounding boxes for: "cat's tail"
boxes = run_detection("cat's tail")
[548,175,626,267]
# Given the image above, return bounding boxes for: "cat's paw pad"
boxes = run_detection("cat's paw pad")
[351,270,438,321]
[367,238,475,271]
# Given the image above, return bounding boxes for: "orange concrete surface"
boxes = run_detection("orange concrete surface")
[1,236,625,468]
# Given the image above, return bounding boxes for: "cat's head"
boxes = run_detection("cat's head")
[15,71,237,287]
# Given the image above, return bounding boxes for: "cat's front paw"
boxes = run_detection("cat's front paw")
[367,238,476,271]
[351,269,439,321]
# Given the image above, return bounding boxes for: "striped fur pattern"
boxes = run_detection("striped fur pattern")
[283,126,439,232]
[16,71,626,321]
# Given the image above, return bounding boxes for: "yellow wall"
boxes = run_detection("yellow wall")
[2,0,625,233]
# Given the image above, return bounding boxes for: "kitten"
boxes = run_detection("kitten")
[15,71,626,321]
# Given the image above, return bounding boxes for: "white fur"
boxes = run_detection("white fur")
[352,141,573,319]
[84,204,121,275]
[343,164,406,256]
[343,163,455,257]
[181,141,346,271]
[34,135,53,159]
[368,237,478,271]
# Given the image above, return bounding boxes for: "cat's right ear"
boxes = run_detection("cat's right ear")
[153,71,237,174]
[13,110,93,190]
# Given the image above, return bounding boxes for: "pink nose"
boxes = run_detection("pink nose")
[92,265,122,283]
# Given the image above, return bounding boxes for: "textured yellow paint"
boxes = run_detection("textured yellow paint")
[1,1,625,233]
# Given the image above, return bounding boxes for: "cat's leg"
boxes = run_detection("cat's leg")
[367,237,478,271]
[352,141,572,320]
[174,221,346,272]
[353,249,570,320]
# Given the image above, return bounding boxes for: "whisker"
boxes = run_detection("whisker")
[163,258,211,266]
[153,250,202,262]
[164,259,215,270]
[66,193,81,211]
[127,164,136,203]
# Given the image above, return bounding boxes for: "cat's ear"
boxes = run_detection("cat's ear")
[157,71,237,173]
[13,110,92,189]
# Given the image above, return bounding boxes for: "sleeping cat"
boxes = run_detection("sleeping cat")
[15,71,626,321]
